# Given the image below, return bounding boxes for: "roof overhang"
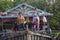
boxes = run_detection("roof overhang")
[6,3,53,16]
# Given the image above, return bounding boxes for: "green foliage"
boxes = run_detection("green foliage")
[0,0,14,12]
[51,31,60,37]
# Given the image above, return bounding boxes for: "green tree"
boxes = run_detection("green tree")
[0,0,14,12]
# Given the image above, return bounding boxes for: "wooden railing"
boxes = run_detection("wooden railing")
[0,30,52,40]
[0,25,54,40]
[0,27,60,40]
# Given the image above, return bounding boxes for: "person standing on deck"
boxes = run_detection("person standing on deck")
[42,16,47,33]
[17,13,25,30]
[33,8,40,31]
[33,15,39,31]
[43,16,47,30]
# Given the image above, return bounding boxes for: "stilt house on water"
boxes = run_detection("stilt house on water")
[0,3,53,32]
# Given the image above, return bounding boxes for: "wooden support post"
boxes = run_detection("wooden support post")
[31,35,32,40]
[27,34,31,40]
[40,36,43,40]
[35,35,37,40]
[31,35,34,40]
[44,37,48,40]
[24,34,27,40]
[39,36,41,40]
[26,24,28,31]
[34,35,35,40]
[38,36,39,40]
